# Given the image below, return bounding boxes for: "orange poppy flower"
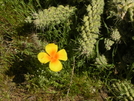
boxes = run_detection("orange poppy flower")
[37,43,68,72]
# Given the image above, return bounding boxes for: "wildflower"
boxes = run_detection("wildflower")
[37,43,68,72]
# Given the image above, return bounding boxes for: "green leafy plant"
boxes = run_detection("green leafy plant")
[79,0,104,58]
[111,80,134,100]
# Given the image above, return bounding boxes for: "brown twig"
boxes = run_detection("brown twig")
[66,57,75,100]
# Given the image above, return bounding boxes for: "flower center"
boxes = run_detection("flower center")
[49,52,58,62]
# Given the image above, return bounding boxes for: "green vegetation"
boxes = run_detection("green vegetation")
[1,0,134,100]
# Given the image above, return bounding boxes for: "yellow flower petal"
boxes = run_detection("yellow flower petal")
[37,52,50,63]
[45,43,58,55]
[49,60,63,72]
[57,49,68,61]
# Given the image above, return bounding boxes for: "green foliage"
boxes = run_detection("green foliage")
[69,73,102,98]
[110,28,121,42]
[95,54,108,67]
[0,0,37,36]
[2,0,134,100]
[106,0,134,21]
[3,35,43,82]
[25,68,71,91]
[111,80,134,100]
[104,38,115,51]
[26,5,76,29]
[79,0,104,58]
